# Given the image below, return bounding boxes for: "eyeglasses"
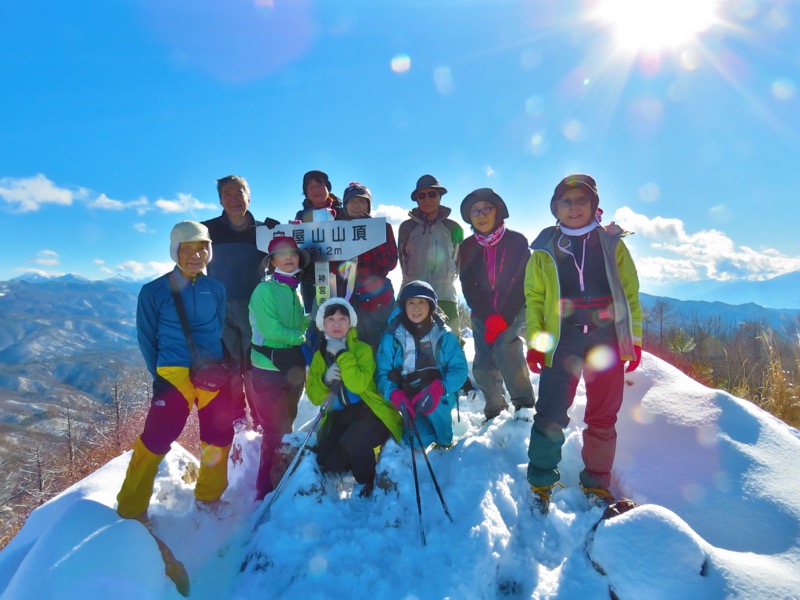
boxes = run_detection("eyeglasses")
[557,196,590,208]
[416,191,438,201]
[469,205,496,218]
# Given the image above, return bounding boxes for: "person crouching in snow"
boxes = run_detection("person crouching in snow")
[117,221,232,520]
[248,236,311,501]
[376,280,468,448]
[524,174,642,513]
[307,298,403,498]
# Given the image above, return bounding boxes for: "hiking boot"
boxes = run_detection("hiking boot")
[195,498,233,518]
[432,442,453,450]
[357,480,375,499]
[582,485,615,507]
[530,482,564,515]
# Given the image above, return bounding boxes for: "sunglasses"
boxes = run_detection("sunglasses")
[469,205,496,218]
[416,191,438,201]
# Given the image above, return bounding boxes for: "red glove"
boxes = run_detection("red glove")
[412,379,445,415]
[526,348,545,374]
[484,313,508,344]
[390,389,414,417]
[625,345,642,373]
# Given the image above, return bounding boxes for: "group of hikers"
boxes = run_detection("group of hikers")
[115,170,643,521]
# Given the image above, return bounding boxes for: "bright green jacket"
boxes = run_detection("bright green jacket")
[307,328,403,441]
[524,223,642,368]
[248,277,309,371]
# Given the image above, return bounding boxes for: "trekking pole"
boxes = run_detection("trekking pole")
[408,411,454,523]
[406,407,426,546]
[250,382,340,536]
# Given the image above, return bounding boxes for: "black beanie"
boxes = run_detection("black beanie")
[303,170,332,196]
[550,174,599,217]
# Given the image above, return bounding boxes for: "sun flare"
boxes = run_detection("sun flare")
[594,0,720,54]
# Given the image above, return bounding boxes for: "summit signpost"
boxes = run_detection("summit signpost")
[256,217,387,304]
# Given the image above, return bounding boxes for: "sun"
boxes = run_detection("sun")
[593,0,720,54]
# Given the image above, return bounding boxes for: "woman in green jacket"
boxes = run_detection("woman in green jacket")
[307,298,402,498]
[248,236,311,500]
[524,174,642,514]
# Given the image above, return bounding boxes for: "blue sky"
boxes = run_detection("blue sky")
[1,0,798,297]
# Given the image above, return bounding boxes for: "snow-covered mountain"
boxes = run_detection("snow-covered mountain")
[1,350,799,599]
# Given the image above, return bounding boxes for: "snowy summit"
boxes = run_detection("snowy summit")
[1,347,799,599]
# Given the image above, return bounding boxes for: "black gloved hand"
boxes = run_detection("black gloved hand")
[264,217,280,229]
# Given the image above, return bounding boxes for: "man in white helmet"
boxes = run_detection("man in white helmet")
[116,221,233,520]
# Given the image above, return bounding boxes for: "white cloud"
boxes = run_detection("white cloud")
[613,206,800,283]
[485,166,496,177]
[372,204,409,227]
[29,250,60,267]
[116,260,173,278]
[0,174,87,213]
[133,222,154,233]
[88,193,125,210]
[154,193,215,213]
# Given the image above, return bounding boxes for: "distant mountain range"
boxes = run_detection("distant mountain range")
[642,269,800,310]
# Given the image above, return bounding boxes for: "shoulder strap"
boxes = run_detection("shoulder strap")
[168,272,202,362]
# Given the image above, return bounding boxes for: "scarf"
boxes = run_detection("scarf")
[475,224,506,290]
[272,268,301,289]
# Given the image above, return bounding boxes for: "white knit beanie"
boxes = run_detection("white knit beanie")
[316,297,358,330]
[170,221,213,265]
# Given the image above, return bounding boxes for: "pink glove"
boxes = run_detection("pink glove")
[625,346,642,373]
[289,219,302,225]
[484,313,508,344]
[412,379,444,416]
[526,348,544,374]
[390,389,414,417]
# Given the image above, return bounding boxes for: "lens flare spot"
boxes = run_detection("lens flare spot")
[561,119,585,142]
[530,332,555,353]
[632,404,655,424]
[638,182,660,202]
[308,555,327,577]
[586,345,616,371]
[696,424,718,446]
[530,131,547,156]
[732,0,758,20]
[391,54,411,73]
[433,66,454,95]
[682,482,705,503]
[713,470,731,493]
[679,49,701,71]
[771,77,796,100]
[763,7,788,32]
[525,96,545,117]
[629,96,664,131]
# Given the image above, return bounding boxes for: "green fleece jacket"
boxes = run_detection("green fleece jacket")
[307,328,403,441]
[248,276,310,371]
[524,223,642,367]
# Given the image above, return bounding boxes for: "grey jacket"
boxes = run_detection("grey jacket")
[397,206,464,302]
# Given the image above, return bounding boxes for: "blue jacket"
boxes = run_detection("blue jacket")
[137,267,226,376]
[375,308,468,401]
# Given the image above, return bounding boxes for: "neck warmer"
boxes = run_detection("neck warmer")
[401,311,434,341]
[272,268,301,289]
[559,219,599,237]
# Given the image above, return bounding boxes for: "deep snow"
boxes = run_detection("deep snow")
[1,345,799,600]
